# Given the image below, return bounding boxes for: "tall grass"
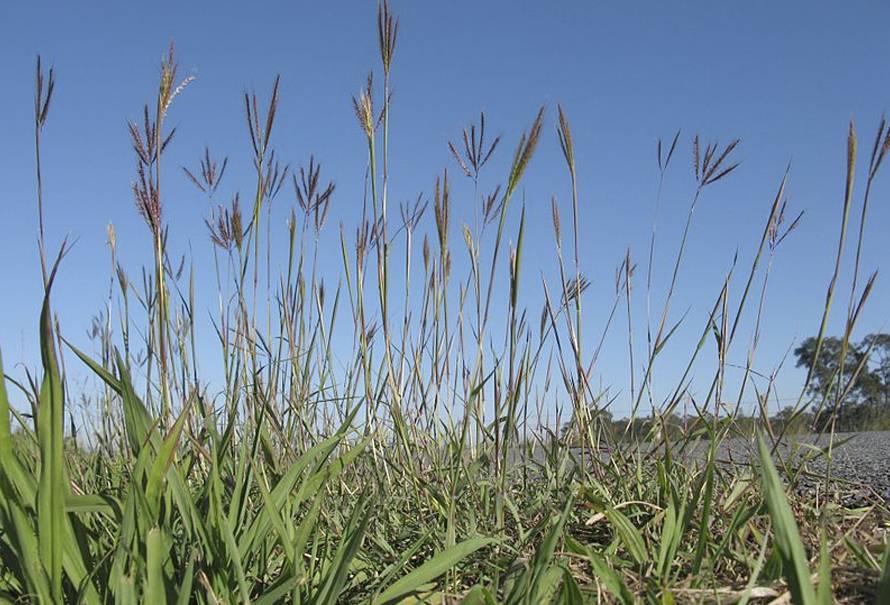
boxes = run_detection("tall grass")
[1,4,889,603]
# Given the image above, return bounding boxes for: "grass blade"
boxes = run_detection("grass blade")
[757,433,817,604]
[36,260,66,602]
[375,536,495,605]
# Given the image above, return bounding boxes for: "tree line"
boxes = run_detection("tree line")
[565,332,890,441]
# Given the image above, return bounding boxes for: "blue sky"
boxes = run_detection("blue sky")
[2,1,889,419]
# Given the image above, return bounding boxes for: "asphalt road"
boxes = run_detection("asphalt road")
[676,431,890,507]
[561,431,890,507]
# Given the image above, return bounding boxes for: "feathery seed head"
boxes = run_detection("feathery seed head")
[399,194,427,233]
[867,116,890,180]
[182,147,228,197]
[245,75,281,159]
[562,275,590,307]
[377,0,399,76]
[261,151,290,203]
[434,171,450,253]
[449,112,501,181]
[206,193,243,252]
[693,135,741,187]
[294,156,336,234]
[551,196,562,245]
[158,44,194,120]
[34,55,55,129]
[483,185,502,225]
[506,106,545,199]
[133,161,161,234]
[353,73,376,140]
[106,223,116,252]
[422,234,431,272]
[556,104,574,172]
[657,129,681,172]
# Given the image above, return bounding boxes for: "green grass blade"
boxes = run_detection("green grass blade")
[459,585,498,605]
[757,433,817,605]
[145,527,166,602]
[817,532,831,605]
[0,349,39,507]
[656,498,686,579]
[65,493,120,518]
[588,549,635,605]
[316,497,372,605]
[566,536,635,605]
[0,351,12,462]
[145,404,190,511]
[558,567,585,605]
[175,552,195,605]
[3,498,52,602]
[874,541,890,604]
[64,339,122,395]
[36,265,65,602]
[254,574,300,605]
[375,536,495,605]
[117,574,138,605]
[605,506,648,565]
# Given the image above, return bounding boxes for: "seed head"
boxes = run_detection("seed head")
[556,104,574,172]
[182,147,228,197]
[434,171,450,254]
[352,73,376,139]
[550,196,562,245]
[377,0,399,76]
[294,155,336,234]
[657,130,681,173]
[34,55,55,129]
[245,75,281,159]
[693,135,741,187]
[449,112,501,182]
[505,106,545,199]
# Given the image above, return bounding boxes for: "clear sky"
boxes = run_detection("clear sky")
[2,1,889,418]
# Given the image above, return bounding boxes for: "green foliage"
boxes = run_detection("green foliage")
[794,333,890,431]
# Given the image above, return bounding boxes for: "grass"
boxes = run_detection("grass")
[2,3,890,603]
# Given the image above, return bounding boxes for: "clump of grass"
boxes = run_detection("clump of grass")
[2,4,889,604]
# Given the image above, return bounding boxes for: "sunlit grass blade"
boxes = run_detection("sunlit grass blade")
[605,505,648,566]
[145,527,166,602]
[36,255,66,602]
[757,433,819,604]
[374,536,495,605]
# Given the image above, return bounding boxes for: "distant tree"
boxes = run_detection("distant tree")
[606,412,687,442]
[793,333,890,431]
[862,333,890,407]
[771,405,814,435]
[560,406,613,445]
